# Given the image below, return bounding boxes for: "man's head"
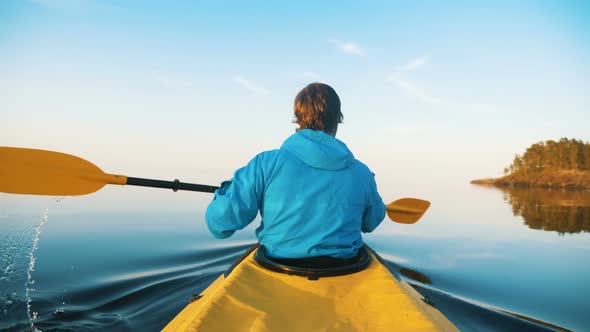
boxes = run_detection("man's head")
[293,83,343,136]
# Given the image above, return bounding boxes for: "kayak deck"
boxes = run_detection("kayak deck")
[163,247,457,331]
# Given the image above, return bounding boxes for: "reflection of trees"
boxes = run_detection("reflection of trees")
[400,267,431,284]
[501,187,590,234]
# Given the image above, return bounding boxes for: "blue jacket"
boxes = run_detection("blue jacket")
[205,129,386,259]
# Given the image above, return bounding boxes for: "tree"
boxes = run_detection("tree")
[570,139,584,171]
[558,138,571,170]
[584,142,590,170]
[545,140,557,171]
[504,138,590,174]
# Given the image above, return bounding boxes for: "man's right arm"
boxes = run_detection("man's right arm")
[205,156,263,238]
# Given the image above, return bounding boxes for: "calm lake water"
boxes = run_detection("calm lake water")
[1,183,589,331]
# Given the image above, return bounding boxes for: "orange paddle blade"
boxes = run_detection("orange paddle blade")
[0,147,126,196]
[386,198,431,224]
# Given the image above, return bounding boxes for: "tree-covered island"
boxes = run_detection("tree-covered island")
[471,138,590,189]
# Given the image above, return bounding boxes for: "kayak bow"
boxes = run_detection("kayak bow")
[163,245,457,332]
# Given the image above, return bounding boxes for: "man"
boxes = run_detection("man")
[206,83,385,264]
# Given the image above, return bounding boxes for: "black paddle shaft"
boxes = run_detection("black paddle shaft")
[126,177,219,193]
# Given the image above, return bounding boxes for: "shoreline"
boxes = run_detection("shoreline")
[470,171,590,190]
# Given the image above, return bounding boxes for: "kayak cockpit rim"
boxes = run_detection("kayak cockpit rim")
[253,245,371,280]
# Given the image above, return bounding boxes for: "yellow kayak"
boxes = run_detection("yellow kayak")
[163,245,458,332]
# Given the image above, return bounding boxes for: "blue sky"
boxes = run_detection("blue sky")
[1,0,589,205]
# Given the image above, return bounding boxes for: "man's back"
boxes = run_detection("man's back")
[206,129,385,259]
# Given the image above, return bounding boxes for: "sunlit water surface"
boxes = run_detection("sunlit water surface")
[1,184,589,331]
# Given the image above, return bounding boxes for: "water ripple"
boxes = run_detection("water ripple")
[29,242,254,331]
[381,257,572,332]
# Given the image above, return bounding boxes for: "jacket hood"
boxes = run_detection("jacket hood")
[280,129,355,171]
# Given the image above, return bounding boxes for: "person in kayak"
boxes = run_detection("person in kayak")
[205,82,386,266]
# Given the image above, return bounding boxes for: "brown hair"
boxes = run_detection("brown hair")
[293,83,343,134]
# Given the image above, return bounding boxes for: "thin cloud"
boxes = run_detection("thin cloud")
[398,55,429,72]
[386,55,441,105]
[386,73,441,105]
[387,56,510,113]
[233,76,270,95]
[387,73,508,113]
[328,39,366,57]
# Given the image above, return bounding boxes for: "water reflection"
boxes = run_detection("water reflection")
[400,267,432,284]
[497,186,590,234]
